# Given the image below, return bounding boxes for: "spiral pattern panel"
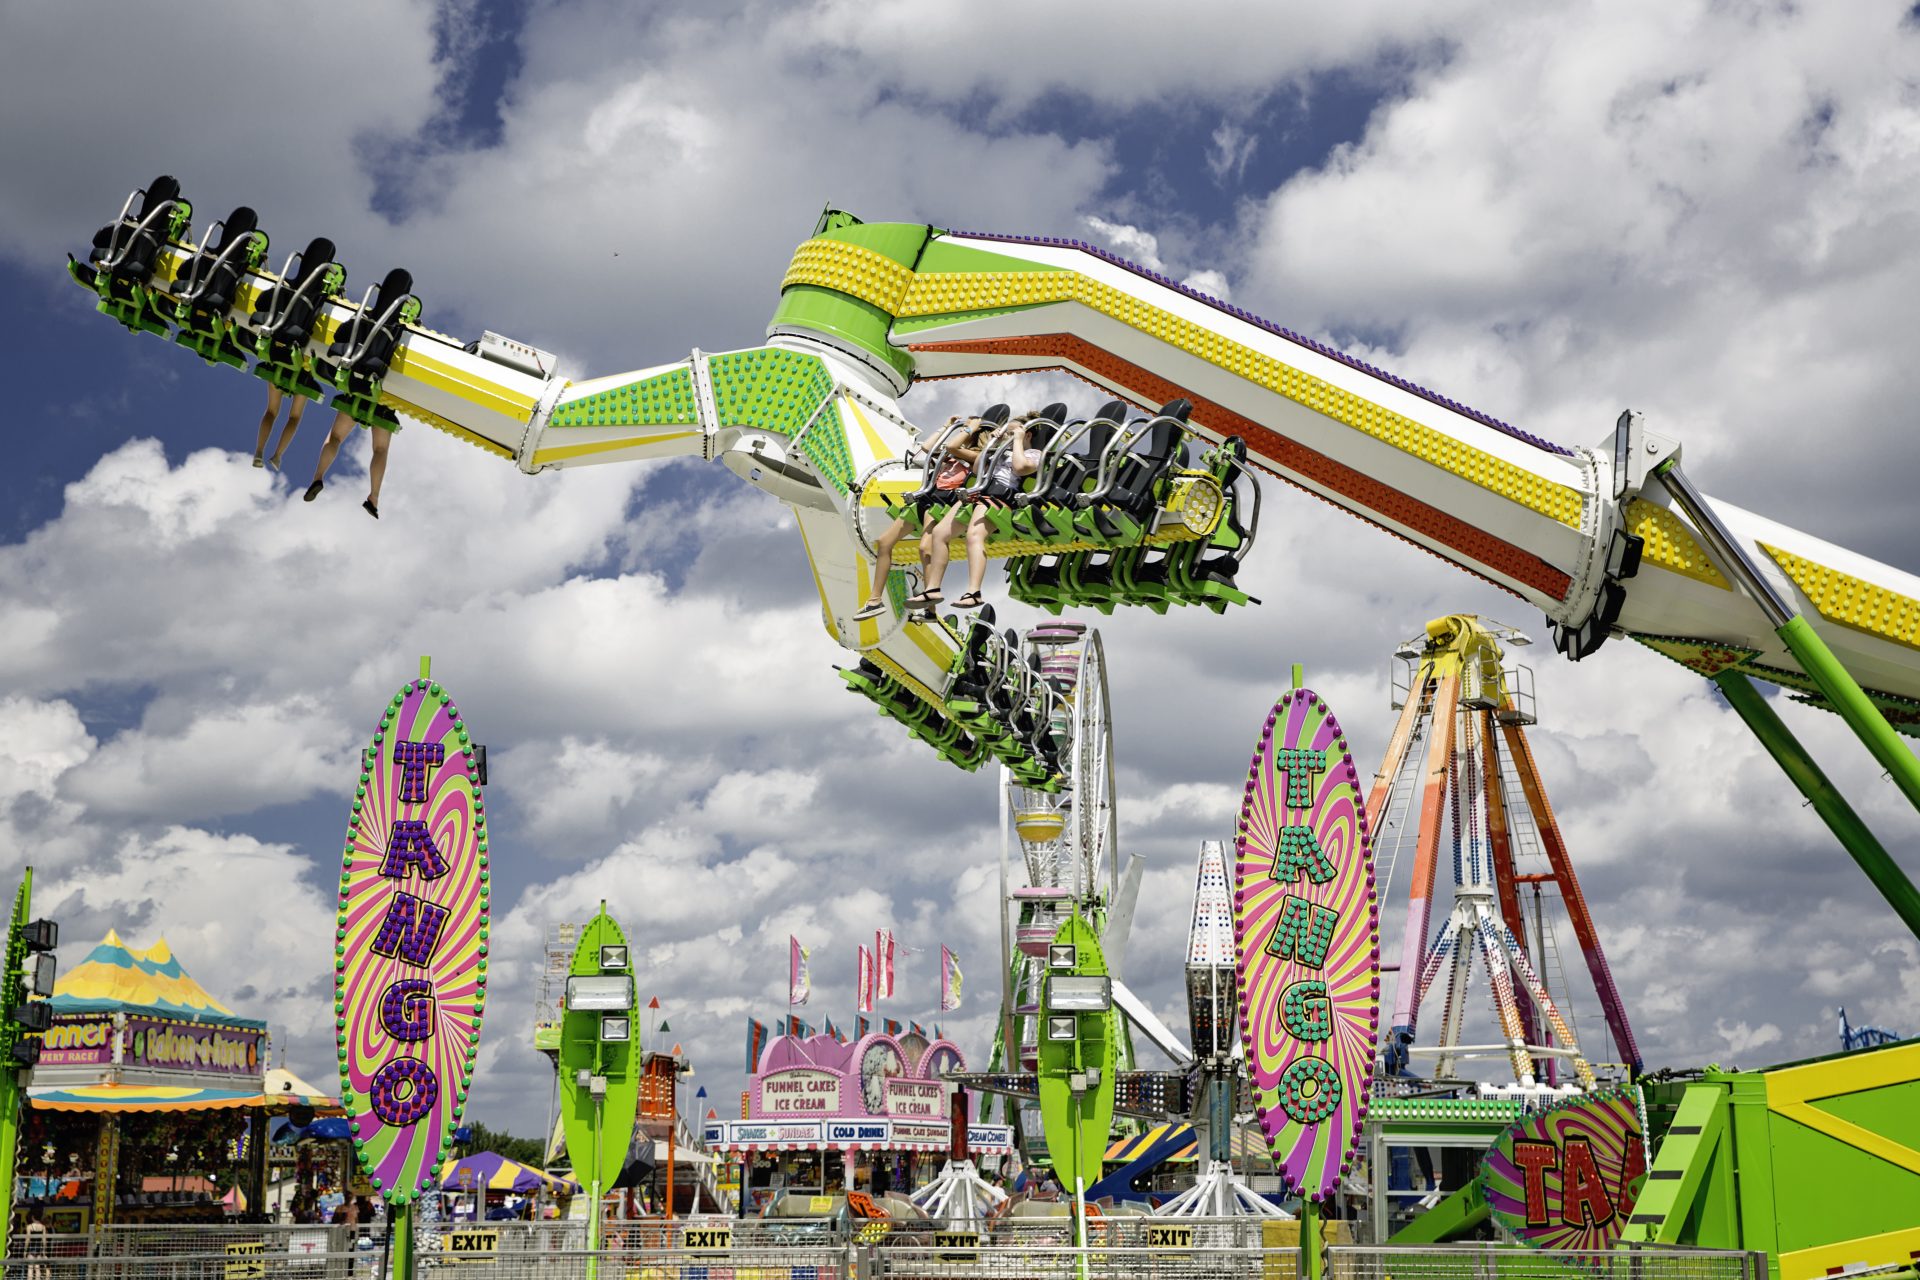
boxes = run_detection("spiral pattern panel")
[1233,687,1380,1199]
[1481,1088,1645,1250]
[334,679,489,1201]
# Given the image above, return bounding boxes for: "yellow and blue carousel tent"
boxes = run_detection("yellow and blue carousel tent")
[50,930,264,1028]
[440,1151,581,1195]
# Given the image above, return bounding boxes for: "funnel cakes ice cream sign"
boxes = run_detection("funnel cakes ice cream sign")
[334,666,489,1203]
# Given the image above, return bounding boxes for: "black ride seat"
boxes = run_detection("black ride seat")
[89,174,185,281]
[327,267,414,381]
[1027,400,1126,511]
[174,206,260,313]
[251,236,337,347]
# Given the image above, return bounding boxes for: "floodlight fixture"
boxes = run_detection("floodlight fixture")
[566,974,633,1011]
[600,1015,631,1043]
[599,944,629,971]
[1393,643,1421,662]
[1047,975,1112,1012]
[1046,944,1077,970]
[1046,1016,1077,1042]
[28,953,56,997]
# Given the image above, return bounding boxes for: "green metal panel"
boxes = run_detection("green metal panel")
[766,220,930,383]
[913,239,1068,276]
[1386,1178,1489,1244]
[558,906,639,1194]
[707,347,836,438]
[550,367,697,429]
[1766,1082,1920,1254]
[1034,910,1117,1193]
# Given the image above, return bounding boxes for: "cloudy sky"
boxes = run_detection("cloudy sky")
[3,0,1919,1141]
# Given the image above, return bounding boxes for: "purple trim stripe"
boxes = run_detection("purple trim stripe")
[942,229,1571,457]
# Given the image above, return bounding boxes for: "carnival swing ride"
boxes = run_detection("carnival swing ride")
[67,178,1920,1261]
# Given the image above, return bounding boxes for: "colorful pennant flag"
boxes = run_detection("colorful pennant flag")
[789,936,811,1006]
[876,929,896,1000]
[857,1014,872,1039]
[884,1017,903,1036]
[745,1016,769,1075]
[858,944,874,1013]
[910,1021,926,1038]
[941,945,964,1012]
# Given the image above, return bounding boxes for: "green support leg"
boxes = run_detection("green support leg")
[1301,1198,1323,1280]
[1714,670,1920,940]
[1773,615,1920,818]
[390,1200,414,1280]
[1385,1180,1490,1244]
[0,869,29,1263]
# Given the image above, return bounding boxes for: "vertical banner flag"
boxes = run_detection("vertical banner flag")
[858,945,874,1013]
[744,1017,768,1075]
[876,930,895,1000]
[856,1015,872,1039]
[940,946,964,1011]
[789,936,810,1006]
[335,666,488,1202]
[1233,684,1382,1201]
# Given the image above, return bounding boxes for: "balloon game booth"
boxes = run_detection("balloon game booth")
[18,931,342,1230]
[704,1029,1013,1212]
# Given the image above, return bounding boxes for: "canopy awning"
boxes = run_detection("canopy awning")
[28,1082,342,1114]
[440,1151,581,1195]
[30,1084,266,1113]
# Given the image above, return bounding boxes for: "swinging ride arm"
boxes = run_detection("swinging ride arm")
[69,194,1920,746]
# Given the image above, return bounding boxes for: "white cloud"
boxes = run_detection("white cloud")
[1,0,1918,1138]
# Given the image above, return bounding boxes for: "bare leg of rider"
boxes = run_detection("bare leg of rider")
[364,427,393,517]
[305,410,357,501]
[253,387,283,465]
[266,395,306,471]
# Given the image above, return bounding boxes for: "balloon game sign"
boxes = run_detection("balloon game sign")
[1481,1088,1647,1249]
[1234,686,1380,1199]
[335,669,489,1202]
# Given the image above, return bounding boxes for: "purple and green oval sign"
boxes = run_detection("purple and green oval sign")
[1233,686,1380,1199]
[335,674,489,1201]
[1482,1088,1646,1250]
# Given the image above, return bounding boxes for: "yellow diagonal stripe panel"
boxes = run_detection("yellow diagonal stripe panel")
[899,267,1583,528]
[1764,542,1920,651]
[1626,500,1729,588]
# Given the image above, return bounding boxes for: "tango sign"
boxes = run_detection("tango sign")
[1233,685,1381,1199]
[335,669,490,1202]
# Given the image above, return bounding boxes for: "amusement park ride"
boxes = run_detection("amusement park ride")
[67,177,1920,1270]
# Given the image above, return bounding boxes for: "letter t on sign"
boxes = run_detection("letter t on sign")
[1274,748,1326,809]
[393,741,446,804]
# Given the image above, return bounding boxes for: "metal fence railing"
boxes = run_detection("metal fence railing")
[1328,1246,1767,1280]
[5,1226,1767,1280]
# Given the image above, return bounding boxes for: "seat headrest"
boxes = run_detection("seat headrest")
[1039,401,1068,423]
[979,403,1011,426]
[293,237,337,283]
[374,267,414,307]
[141,175,182,215]
[216,206,258,247]
[1157,397,1194,422]
[1095,399,1130,422]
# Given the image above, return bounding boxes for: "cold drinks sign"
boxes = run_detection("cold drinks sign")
[334,666,489,1202]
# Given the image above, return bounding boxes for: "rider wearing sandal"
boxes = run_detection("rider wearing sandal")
[925,414,1039,611]
[853,415,987,620]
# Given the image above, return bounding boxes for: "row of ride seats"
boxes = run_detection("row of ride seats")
[942,604,1066,789]
[838,658,990,774]
[888,398,1260,614]
[76,174,418,424]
